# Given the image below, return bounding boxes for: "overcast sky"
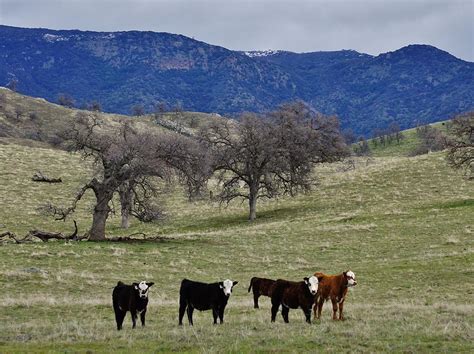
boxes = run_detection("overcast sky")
[1,0,473,61]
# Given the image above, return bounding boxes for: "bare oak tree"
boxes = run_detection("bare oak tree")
[57,93,75,108]
[200,113,276,220]
[116,132,212,228]
[6,78,18,92]
[201,102,348,221]
[54,113,167,240]
[446,112,474,179]
[87,101,102,112]
[131,104,145,116]
[409,124,448,156]
[156,133,214,201]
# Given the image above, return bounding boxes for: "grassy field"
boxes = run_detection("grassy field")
[367,121,450,158]
[0,134,473,352]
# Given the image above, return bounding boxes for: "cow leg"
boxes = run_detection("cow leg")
[313,297,318,318]
[253,292,260,309]
[303,306,312,324]
[140,309,146,327]
[212,307,219,324]
[131,309,138,328]
[114,308,126,331]
[218,307,225,324]
[331,298,338,320]
[338,300,345,321]
[186,305,194,326]
[271,301,279,322]
[178,298,187,325]
[281,306,289,323]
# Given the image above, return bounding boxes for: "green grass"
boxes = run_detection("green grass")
[1,137,473,352]
[366,121,450,157]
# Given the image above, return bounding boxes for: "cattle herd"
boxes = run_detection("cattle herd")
[112,271,357,330]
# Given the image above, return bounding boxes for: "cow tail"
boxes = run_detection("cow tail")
[248,278,254,292]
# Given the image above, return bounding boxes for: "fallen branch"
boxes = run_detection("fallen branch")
[32,171,62,183]
[0,231,23,244]
[28,220,81,242]
[1,224,163,243]
[28,229,67,241]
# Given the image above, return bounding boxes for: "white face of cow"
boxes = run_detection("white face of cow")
[220,279,238,297]
[345,271,357,287]
[304,276,319,295]
[133,281,154,299]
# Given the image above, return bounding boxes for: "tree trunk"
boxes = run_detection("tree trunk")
[119,183,133,229]
[89,192,112,241]
[121,207,130,229]
[89,208,108,241]
[248,187,258,221]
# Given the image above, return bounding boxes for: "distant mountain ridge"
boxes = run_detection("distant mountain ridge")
[1,25,473,135]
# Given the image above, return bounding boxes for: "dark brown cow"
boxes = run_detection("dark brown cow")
[248,277,276,308]
[270,276,319,324]
[313,270,357,320]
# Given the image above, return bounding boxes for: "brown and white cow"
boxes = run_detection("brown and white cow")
[313,270,357,320]
[248,277,276,308]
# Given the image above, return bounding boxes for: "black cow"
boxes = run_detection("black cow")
[248,277,276,308]
[271,276,318,324]
[112,280,154,330]
[178,278,238,325]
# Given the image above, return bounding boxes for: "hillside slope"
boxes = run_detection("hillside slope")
[0,139,472,351]
[1,25,473,135]
[0,87,220,145]
[0,89,472,351]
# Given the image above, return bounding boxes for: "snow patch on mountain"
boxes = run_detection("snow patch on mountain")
[244,50,282,58]
[43,34,69,42]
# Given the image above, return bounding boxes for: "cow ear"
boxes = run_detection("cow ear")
[343,271,347,277]
[133,282,139,289]
[317,275,324,282]
[219,282,224,289]
[146,282,154,287]
[304,277,309,284]
[232,281,238,287]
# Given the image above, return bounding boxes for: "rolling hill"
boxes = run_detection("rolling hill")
[1,25,473,136]
[0,86,220,147]
[0,103,472,351]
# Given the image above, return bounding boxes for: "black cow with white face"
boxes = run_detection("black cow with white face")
[178,278,238,325]
[112,280,154,330]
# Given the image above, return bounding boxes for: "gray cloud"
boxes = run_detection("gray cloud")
[1,0,472,61]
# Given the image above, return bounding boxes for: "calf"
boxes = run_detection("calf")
[112,280,154,330]
[313,270,357,320]
[248,277,276,308]
[179,278,238,325]
[270,276,319,324]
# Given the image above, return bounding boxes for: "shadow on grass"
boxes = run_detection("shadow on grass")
[419,198,474,211]
[172,203,321,234]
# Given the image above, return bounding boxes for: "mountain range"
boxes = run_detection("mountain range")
[1,25,473,135]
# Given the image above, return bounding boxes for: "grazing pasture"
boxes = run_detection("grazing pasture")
[0,140,473,352]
